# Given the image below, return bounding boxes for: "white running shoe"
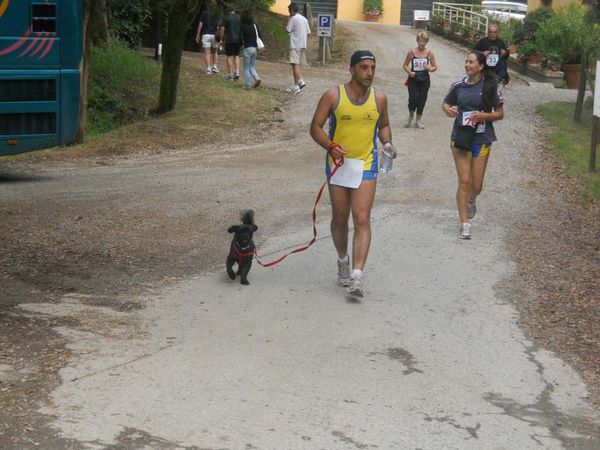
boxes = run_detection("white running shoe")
[298,80,306,89]
[205,69,213,75]
[467,201,477,220]
[337,260,351,287]
[404,114,414,128]
[458,223,472,240]
[285,85,301,94]
[415,121,425,129]
[347,277,365,297]
[211,65,219,73]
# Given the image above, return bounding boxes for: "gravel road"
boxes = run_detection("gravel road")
[1,21,598,449]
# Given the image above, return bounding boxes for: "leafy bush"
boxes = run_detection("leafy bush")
[226,0,275,10]
[516,40,541,62]
[108,0,153,48]
[497,18,520,43]
[534,3,599,65]
[88,41,160,134]
[363,0,384,15]
[513,6,553,44]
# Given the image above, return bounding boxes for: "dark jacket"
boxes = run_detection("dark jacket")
[240,22,261,48]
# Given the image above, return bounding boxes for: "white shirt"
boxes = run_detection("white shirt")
[286,13,310,49]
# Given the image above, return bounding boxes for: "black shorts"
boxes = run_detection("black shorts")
[225,43,241,56]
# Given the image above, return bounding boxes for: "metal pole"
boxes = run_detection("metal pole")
[590,116,598,172]
[320,36,325,65]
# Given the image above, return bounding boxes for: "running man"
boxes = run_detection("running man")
[474,24,510,85]
[310,51,392,297]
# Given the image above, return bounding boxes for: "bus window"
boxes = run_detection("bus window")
[0,0,83,156]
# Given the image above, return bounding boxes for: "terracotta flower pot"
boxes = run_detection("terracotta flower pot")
[561,63,581,89]
[363,13,380,22]
[527,52,541,64]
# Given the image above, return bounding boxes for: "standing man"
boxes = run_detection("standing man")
[474,24,509,85]
[220,6,241,81]
[310,51,393,297]
[195,0,220,75]
[285,3,310,94]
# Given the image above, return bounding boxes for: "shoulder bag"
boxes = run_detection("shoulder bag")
[254,24,265,52]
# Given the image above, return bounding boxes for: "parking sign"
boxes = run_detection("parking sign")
[317,14,333,37]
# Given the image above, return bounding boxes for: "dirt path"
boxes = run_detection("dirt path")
[1,22,598,449]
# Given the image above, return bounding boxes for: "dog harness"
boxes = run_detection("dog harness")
[232,241,255,260]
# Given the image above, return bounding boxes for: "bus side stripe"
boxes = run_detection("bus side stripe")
[18,38,39,57]
[0,26,31,56]
[29,33,48,58]
[38,38,55,59]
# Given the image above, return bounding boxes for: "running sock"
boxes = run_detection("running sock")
[351,269,363,279]
[338,255,349,264]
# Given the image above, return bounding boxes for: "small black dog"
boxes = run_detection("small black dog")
[226,210,258,285]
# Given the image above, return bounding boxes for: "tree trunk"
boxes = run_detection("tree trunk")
[156,0,189,114]
[573,57,587,123]
[91,0,110,46]
[75,0,93,144]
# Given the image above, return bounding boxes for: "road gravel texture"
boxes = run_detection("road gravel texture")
[1,21,598,449]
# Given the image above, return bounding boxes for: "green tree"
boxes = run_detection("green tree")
[534,3,600,122]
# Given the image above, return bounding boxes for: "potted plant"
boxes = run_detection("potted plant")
[363,0,383,22]
[517,41,541,64]
[533,3,596,89]
[541,52,562,72]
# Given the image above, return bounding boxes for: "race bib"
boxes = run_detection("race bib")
[487,54,499,67]
[330,158,364,188]
[413,57,428,71]
[462,111,486,134]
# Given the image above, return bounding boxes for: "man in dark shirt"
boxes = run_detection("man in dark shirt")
[195,1,220,75]
[474,24,509,84]
[220,8,241,81]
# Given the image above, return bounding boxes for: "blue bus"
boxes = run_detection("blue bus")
[0,0,83,156]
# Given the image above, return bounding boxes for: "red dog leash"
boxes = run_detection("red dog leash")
[254,144,344,268]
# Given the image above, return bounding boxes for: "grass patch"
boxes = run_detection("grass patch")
[536,101,600,198]
[60,51,282,160]
[88,41,160,135]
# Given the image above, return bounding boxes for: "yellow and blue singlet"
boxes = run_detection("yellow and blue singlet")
[326,84,381,180]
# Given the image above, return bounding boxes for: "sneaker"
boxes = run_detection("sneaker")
[234,72,240,80]
[467,201,477,220]
[254,79,261,88]
[211,66,219,73]
[205,69,213,75]
[458,223,472,240]
[223,74,233,81]
[347,277,365,297]
[415,122,425,129]
[337,259,351,287]
[298,80,306,89]
[285,85,301,94]
[404,114,414,128]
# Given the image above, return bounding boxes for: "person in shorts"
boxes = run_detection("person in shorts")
[309,51,393,297]
[442,51,504,240]
[195,0,220,75]
[220,7,241,81]
[285,3,310,93]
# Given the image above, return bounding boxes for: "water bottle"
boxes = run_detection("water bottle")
[379,142,396,174]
